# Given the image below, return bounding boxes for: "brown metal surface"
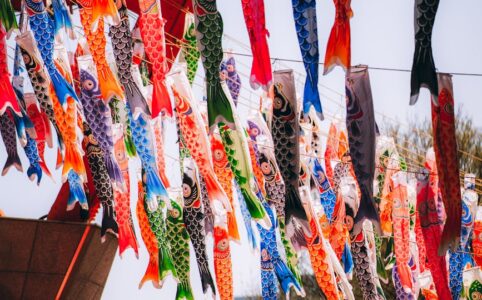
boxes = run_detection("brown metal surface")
[0,217,118,300]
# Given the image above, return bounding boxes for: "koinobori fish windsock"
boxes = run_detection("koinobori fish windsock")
[220,55,241,106]
[410,0,440,105]
[345,65,380,235]
[241,0,272,90]
[323,0,353,75]
[291,0,323,120]
[271,70,310,235]
[180,12,200,85]
[0,25,21,117]
[193,0,235,129]
[431,73,462,253]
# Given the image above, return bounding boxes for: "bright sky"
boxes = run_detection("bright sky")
[1,0,481,299]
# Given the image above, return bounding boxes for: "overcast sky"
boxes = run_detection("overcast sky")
[1,1,481,299]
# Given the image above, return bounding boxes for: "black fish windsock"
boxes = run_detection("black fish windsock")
[345,65,380,235]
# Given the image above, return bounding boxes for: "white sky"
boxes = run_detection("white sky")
[1,0,481,299]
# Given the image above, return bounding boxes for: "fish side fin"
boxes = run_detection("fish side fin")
[52,0,75,39]
[151,79,173,119]
[240,187,270,229]
[139,253,161,289]
[439,219,461,255]
[207,83,235,130]
[62,142,85,182]
[124,80,150,120]
[158,246,177,282]
[303,65,323,121]
[101,207,119,239]
[342,242,354,274]
[66,172,87,211]
[410,49,438,106]
[91,0,120,29]
[98,66,124,103]
[2,150,23,175]
[39,159,53,180]
[50,71,79,108]
[273,257,305,297]
[104,152,124,188]
[203,172,232,212]
[199,265,216,295]
[323,18,351,75]
[285,186,310,236]
[248,32,272,91]
[144,165,168,209]
[227,211,241,242]
[27,163,42,185]
[176,282,194,300]
[118,218,139,258]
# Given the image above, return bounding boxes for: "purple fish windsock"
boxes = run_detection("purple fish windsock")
[220,56,241,106]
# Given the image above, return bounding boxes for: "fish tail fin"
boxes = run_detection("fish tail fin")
[240,187,270,229]
[203,172,232,212]
[124,80,150,120]
[273,257,304,297]
[158,246,177,281]
[323,21,351,75]
[66,172,87,211]
[50,72,78,107]
[101,207,119,239]
[206,82,235,129]
[342,242,354,274]
[227,211,241,242]
[144,165,168,205]
[39,159,53,180]
[354,189,381,234]
[285,186,310,236]
[0,0,17,34]
[303,65,323,121]
[139,253,161,289]
[92,0,120,28]
[2,149,22,175]
[151,79,173,119]
[27,163,42,185]
[439,217,461,255]
[56,147,63,169]
[410,47,438,106]
[176,282,194,300]
[118,219,139,258]
[98,66,124,102]
[104,152,124,188]
[62,142,85,182]
[396,263,414,292]
[199,265,216,295]
[52,0,75,39]
[248,34,273,91]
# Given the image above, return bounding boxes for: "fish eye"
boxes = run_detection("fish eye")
[22,54,31,65]
[217,239,228,251]
[169,208,180,218]
[261,162,271,175]
[182,183,191,198]
[213,149,223,161]
[274,98,283,109]
[83,79,95,90]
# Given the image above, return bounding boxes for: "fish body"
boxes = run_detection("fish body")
[474,220,482,267]
[181,159,216,295]
[312,158,336,221]
[24,132,51,184]
[234,182,257,250]
[410,0,440,105]
[291,0,322,119]
[220,56,241,105]
[112,125,138,257]
[416,150,452,299]
[109,1,150,119]
[260,247,277,300]
[0,112,22,175]
[392,264,415,300]
[211,134,240,241]
[24,93,53,160]
[271,70,309,234]
[136,181,161,289]
[128,108,168,208]
[79,58,124,189]
[180,13,200,84]
[25,0,78,106]
[431,73,462,252]
[78,0,124,102]
[166,199,194,300]
[137,0,172,118]
[240,0,272,90]
[200,175,214,235]
[0,25,21,117]
[323,0,353,74]
[82,123,118,238]
[142,186,177,282]
[169,73,231,212]
[345,65,380,235]
[213,221,233,300]
[247,138,266,197]
[193,0,235,128]
[152,118,170,189]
